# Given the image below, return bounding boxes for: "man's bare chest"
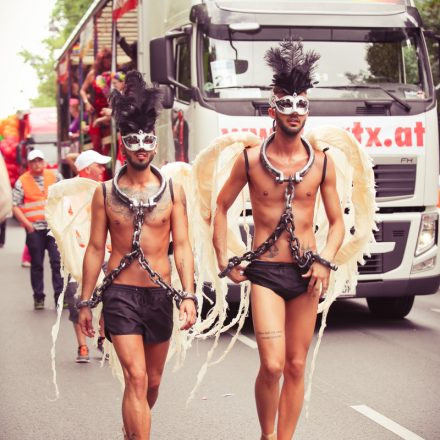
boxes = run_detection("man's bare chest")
[105,185,172,230]
[250,167,321,207]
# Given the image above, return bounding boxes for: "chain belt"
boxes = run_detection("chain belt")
[218,179,337,278]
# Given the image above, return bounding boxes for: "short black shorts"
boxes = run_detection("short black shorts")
[244,260,310,301]
[102,283,173,344]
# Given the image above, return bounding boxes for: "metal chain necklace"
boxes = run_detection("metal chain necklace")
[219,134,337,278]
[260,132,315,183]
[78,164,198,309]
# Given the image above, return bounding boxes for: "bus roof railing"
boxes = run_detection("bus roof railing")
[55,0,137,68]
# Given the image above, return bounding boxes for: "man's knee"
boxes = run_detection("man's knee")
[284,357,306,381]
[147,372,163,395]
[260,359,284,381]
[124,367,148,394]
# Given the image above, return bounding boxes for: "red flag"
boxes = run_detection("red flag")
[113,0,137,21]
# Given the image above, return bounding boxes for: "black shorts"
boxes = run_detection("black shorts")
[244,260,310,301]
[102,283,173,344]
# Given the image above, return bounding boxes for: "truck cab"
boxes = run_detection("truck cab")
[146,0,440,318]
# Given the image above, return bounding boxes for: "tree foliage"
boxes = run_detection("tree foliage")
[416,0,440,85]
[19,0,93,107]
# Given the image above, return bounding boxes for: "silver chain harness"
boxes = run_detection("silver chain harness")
[77,164,198,309]
[218,134,337,278]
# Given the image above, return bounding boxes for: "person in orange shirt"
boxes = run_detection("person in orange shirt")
[12,149,63,309]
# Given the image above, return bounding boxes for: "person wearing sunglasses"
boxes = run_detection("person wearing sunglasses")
[213,39,345,440]
[78,71,197,440]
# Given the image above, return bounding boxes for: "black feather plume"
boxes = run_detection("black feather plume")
[264,38,320,95]
[110,70,162,135]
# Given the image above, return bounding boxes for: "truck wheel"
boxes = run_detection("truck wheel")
[366,296,415,319]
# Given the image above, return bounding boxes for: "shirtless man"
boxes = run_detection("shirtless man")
[78,71,197,440]
[213,40,345,440]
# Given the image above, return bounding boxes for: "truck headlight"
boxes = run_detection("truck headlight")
[415,213,438,256]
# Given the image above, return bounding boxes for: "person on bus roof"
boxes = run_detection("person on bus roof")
[80,48,112,156]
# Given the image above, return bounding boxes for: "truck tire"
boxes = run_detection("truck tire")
[366,296,415,319]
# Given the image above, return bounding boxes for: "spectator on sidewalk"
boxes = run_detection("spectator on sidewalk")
[12,149,63,309]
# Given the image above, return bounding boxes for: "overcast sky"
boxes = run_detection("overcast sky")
[0,0,56,118]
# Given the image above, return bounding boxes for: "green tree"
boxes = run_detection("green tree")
[415,0,440,126]
[19,0,93,107]
[416,0,440,86]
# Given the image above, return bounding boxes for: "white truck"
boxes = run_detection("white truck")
[56,0,440,318]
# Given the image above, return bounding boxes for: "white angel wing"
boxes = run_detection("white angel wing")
[185,132,261,402]
[46,177,102,282]
[304,125,377,408]
[305,125,377,313]
[45,177,111,398]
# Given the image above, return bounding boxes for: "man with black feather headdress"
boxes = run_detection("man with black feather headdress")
[213,39,345,439]
[78,71,197,440]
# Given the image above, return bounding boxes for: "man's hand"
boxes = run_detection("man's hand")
[179,298,197,330]
[302,262,330,297]
[25,223,35,234]
[225,264,248,284]
[78,307,95,337]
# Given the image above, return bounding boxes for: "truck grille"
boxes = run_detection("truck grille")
[358,221,410,275]
[374,164,416,198]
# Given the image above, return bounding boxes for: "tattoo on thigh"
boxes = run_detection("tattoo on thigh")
[257,330,283,340]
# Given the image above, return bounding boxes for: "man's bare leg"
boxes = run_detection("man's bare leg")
[73,322,87,346]
[277,291,319,439]
[252,284,286,440]
[144,340,170,408]
[112,334,150,440]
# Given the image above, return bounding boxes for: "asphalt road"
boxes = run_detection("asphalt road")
[1,219,439,439]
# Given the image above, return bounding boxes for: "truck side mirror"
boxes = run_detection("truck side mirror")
[150,37,175,85]
[150,36,192,93]
[159,85,174,109]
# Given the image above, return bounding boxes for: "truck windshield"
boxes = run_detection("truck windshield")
[200,27,429,101]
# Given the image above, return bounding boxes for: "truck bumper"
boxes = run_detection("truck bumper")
[356,274,440,298]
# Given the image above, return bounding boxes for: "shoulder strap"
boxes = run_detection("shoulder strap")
[101,182,108,214]
[320,148,329,186]
[101,182,107,202]
[169,178,174,203]
[243,149,250,182]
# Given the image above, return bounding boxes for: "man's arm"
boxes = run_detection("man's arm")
[303,154,345,295]
[78,185,108,336]
[12,206,34,233]
[80,70,95,114]
[213,152,248,283]
[319,155,345,261]
[170,183,196,330]
[11,181,34,233]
